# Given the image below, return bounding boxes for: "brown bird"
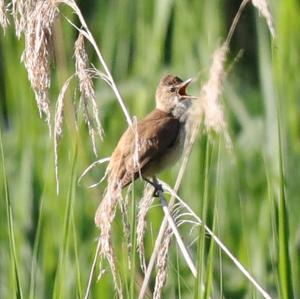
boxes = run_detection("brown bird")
[95,74,196,227]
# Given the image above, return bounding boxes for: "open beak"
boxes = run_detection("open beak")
[175,78,198,100]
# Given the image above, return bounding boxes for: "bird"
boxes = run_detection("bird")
[95,74,196,228]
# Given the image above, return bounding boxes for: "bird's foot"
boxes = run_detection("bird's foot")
[143,177,164,197]
[152,183,163,197]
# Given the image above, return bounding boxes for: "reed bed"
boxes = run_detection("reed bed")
[0,0,298,298]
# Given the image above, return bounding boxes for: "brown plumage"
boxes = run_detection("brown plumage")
[107,109,180,188]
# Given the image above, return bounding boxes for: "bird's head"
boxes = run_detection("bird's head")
[155,74,196,117]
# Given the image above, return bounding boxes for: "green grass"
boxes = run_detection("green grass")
[277,105,294,299]
[0,0,299,298]
[1,128,23,299]
[52,142,78,299]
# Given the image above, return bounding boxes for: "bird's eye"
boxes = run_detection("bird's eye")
[169,87,176,92]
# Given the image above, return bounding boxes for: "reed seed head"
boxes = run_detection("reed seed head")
[137,184,155,272]
[153,227,173,299]
[94,180,123,298]
[22,0,58,133]
[0,0,9,32]
[252,0,275,38]
[194,43,232,146]
[75,33,104,156]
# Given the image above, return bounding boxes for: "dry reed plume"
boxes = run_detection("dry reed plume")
[4,0,107,192]
[22,0,58,133]
[197,43,232,147]
[137,184,156,272]
[54,75,74,193]
[153,226,172,299]
[252,0,275,38]
[74,33,104,156]
[94,183,123,298]
[0,0,9,32]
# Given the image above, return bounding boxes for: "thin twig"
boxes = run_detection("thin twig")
[58,0,133,128]
[77,157,110,184]
[84,237,101,299]
[153,179,197,277]
[225,0,250,46]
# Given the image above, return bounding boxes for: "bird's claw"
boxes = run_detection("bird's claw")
[152,183,164,197]
[142,177,164,197]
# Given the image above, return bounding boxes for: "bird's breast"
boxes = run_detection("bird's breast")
[142,123,186,177]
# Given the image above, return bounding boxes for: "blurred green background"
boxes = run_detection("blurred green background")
[0,0,299,298]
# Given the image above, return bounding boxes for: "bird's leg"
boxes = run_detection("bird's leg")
[142,176,164,197]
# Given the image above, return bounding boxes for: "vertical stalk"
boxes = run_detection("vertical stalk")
[29,186,46,299]
[0,129,24,299]
[204,140,221,299]
[176,244,182,299]
[276,107,294,299]
[52,142,78,299]
[194,136,212,299]
[71,212,83,298]
[130,188,137,298]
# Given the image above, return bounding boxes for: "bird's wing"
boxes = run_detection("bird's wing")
[108,109,180,187]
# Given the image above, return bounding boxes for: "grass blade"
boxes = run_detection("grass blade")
[277,109,294,299]
[0,129,24,299]
[194,136,212,299]
[175,244,182,299]
[52,141,78,299]
[71,211,83,298]
[130,187,137,298]
[203,223,215,299]
[28,189,46,299]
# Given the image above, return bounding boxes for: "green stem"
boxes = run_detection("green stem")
[0,129,24,299]
[277,106,294,299]
[130,187,137,298]
[194,136,212,299]
[52,141,78,299]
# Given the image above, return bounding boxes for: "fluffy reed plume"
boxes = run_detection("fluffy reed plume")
[54,76,74,194]
[195,43,231,146]
[252,0,275,38]
[153,226,173,299]
[11,0,38,38]
[11,0,26,38]
[22,0,58,133]
[119,187,132,267]
[74,33,104,156]
[137,184,155,272]
[94,183,123,298]
[0,0,9,32]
